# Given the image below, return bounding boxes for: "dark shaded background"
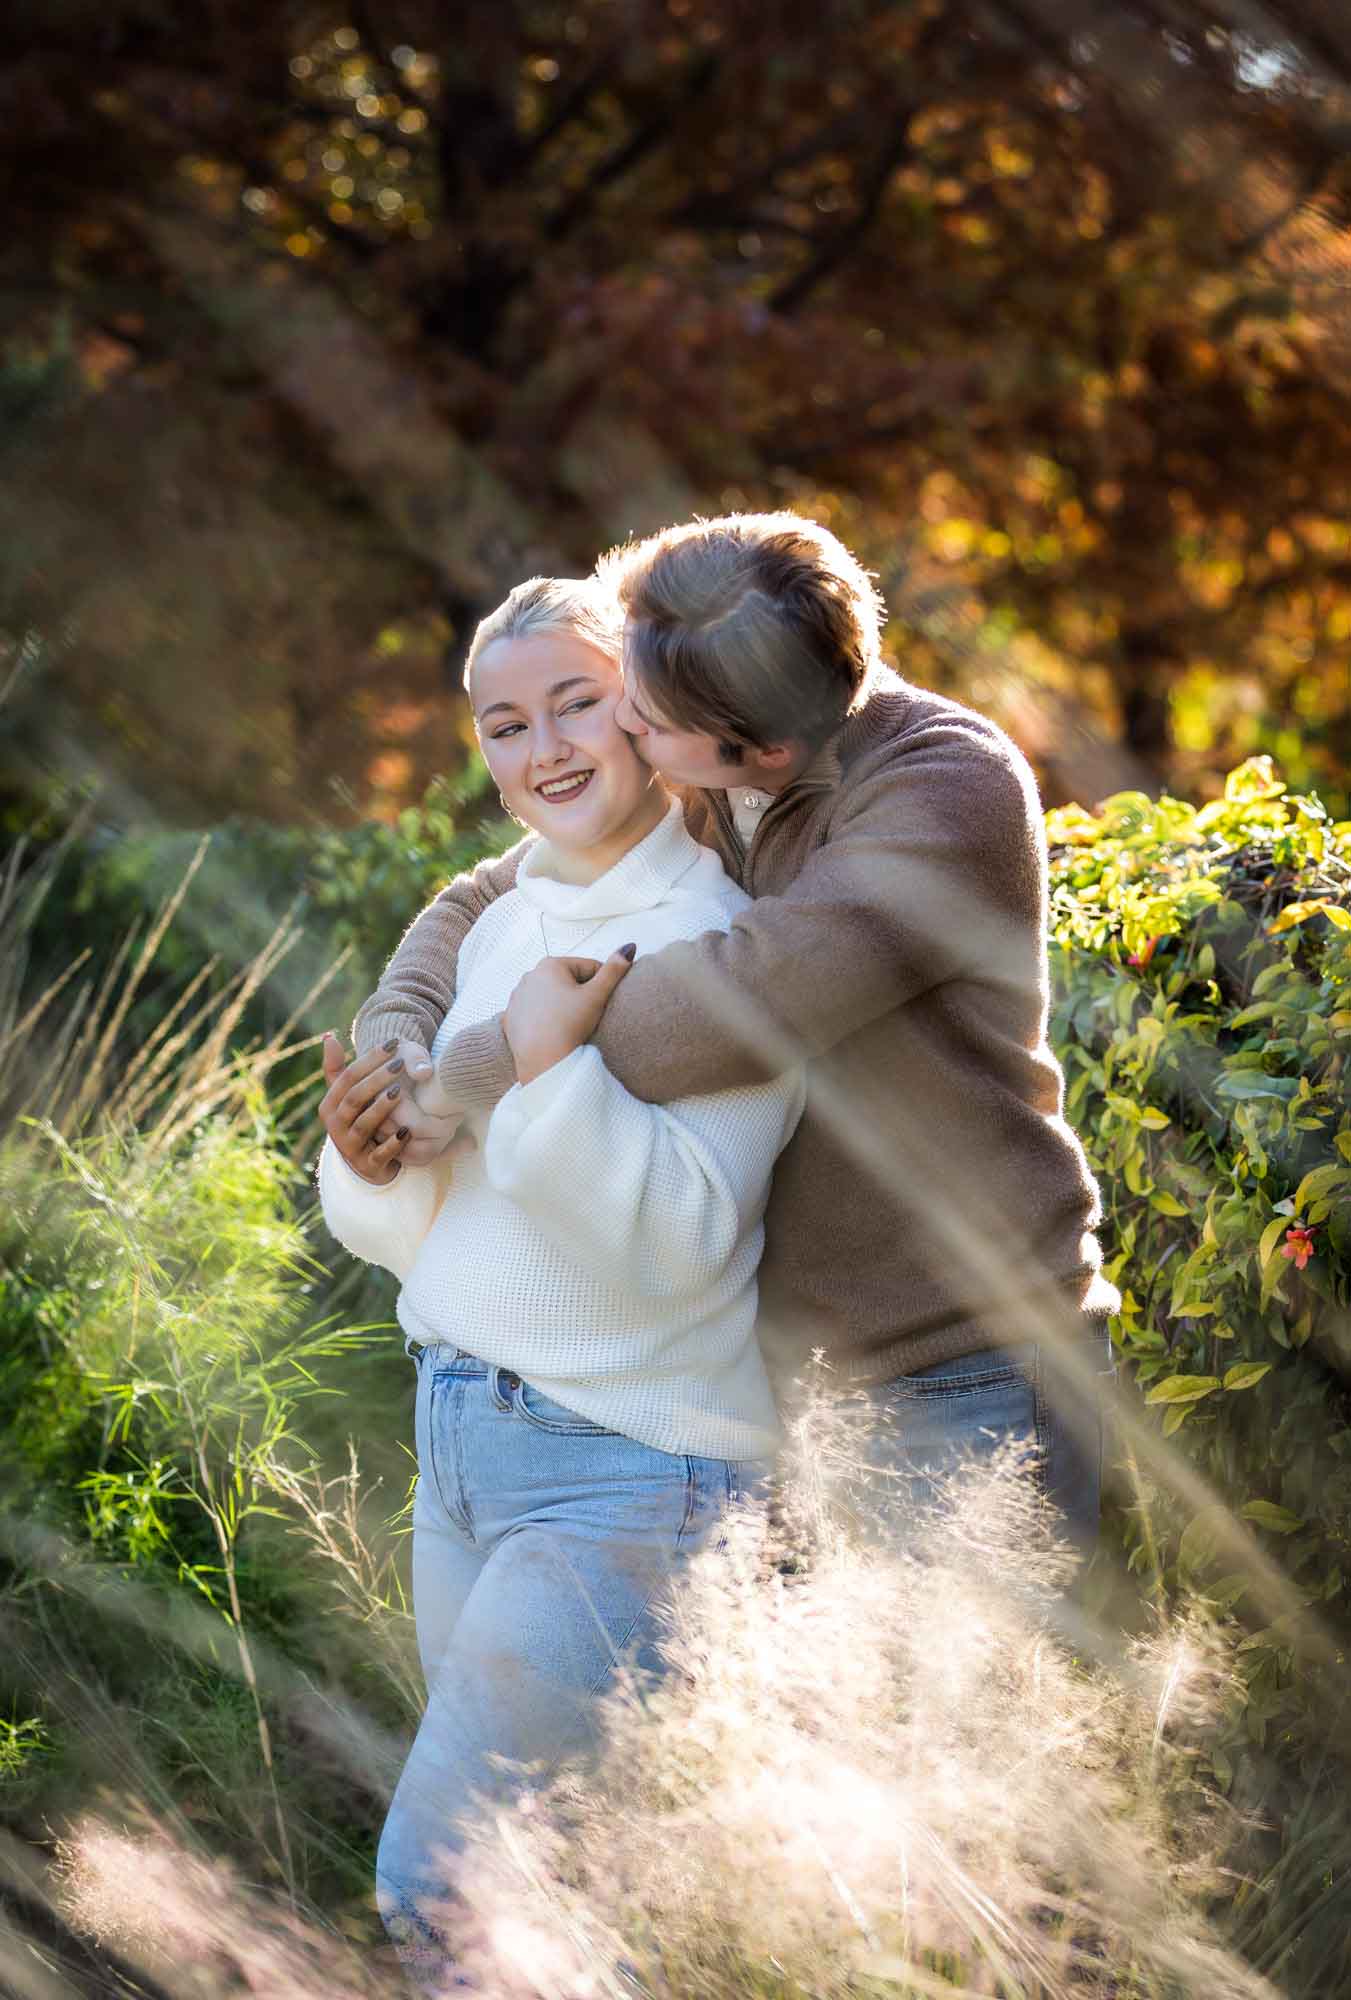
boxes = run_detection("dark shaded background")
[3,0,1350,841]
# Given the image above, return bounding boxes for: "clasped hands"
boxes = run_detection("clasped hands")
[318,947,634,1185]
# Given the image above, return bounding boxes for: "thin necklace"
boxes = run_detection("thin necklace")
[537,909,612,960]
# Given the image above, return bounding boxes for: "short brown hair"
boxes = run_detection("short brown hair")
[597,512,885,755]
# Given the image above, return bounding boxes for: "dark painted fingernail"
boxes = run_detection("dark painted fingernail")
[383,1038,399,1053]
[618,942,637,962]
[387,1083,401,1099]
[396,1125,410,1140]
[388,1057,405,1073]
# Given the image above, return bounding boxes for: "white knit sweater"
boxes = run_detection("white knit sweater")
[319,803,803,1460]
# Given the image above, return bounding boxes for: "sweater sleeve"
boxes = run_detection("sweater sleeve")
[351,836,530,1056]
[435,727,1044,1115]
[482,1045,803,1302]
[316,1138,446,1281]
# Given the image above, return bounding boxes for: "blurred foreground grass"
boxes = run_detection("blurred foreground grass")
[0,754,1348,1998]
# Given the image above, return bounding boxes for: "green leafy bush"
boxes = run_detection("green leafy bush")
[1048,757,1351,1795]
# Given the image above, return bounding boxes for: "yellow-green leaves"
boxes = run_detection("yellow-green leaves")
[1044,802,1102,846]
[1239,1500,1305,1534]
[1293,1163,1351,1213]
[1257,1214,1289,1270]
[1150,1190,1190,1217]
[1267,899,1351,935]
[1145,1373,1221,1404]
[1222,1361,1273,1392]
[1223,755,1286,804]
[1258,1212,1296,1307]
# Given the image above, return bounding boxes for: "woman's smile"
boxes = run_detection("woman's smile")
[471,630,667,883]
[534,768,595,802]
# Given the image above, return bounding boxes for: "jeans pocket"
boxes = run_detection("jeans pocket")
[873,1359,1043,1487]
[884,1358,1028,1404]
[515,1381,620,1437]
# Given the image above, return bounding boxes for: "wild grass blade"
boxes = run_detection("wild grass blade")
[66,837,210,1129]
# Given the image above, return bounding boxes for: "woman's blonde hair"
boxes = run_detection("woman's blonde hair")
[597,512,885,758]
[463,575,625,688]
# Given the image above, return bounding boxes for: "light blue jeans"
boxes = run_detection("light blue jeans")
[378,1341,758,1990]
[855,1327,1116,1560]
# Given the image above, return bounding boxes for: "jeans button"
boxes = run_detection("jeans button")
[504,1372,521,1392]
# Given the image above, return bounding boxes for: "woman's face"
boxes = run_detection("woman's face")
[472,632,666,874]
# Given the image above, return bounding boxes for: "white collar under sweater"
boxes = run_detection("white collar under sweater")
[511,799,731,926]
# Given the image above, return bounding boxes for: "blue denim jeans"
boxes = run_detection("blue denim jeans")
[378,1342,758,1991]
[856,1329,1115,1560]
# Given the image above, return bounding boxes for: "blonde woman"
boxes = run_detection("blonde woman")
[317,576,802,1992]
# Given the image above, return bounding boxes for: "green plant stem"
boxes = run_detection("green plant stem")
[195,1436,297,1911]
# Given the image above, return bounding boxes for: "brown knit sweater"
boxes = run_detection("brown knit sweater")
[354,668,1118,1384]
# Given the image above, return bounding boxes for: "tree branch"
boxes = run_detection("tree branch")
[543,50,719,244]
[768,121,916,316]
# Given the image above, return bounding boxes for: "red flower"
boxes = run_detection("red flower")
[1281,1225,1317,1271]
[1128,935,1161,969]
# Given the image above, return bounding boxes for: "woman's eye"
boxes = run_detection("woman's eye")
[487,698,596,739]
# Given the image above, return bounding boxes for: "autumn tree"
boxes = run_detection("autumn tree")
[3,0,1349,821]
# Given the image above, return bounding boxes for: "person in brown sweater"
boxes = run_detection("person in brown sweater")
[344,513,1119,1549]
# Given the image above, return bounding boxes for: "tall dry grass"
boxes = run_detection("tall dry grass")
[434,1399,1272,2000]
[0,819,349,1156]
[49,1417,1277,2000]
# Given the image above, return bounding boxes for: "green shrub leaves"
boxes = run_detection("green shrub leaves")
[1048,753,1351,1792]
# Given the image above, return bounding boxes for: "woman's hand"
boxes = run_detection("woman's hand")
[504,948,635,1086]
[318,1035,416,1183]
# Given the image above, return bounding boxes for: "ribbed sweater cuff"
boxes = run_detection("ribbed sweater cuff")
[436,1016,517,1117]
[353,1000,431,1057]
